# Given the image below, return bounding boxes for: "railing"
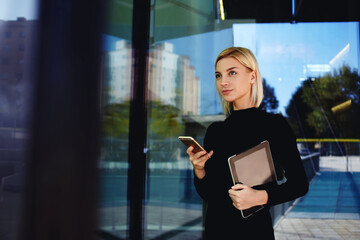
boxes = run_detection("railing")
[271,139,360,226]
[297,139,360,173]
[99,151,322,231]
[99,139,360,234]
[270,152,320,226]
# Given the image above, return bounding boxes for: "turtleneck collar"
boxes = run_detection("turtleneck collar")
[230,107,257,115]
[223,107,261,129]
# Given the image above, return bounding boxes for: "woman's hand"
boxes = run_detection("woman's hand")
[228,183,268,210]
[186,146,213,180]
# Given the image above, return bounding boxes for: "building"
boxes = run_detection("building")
[0,18,38,128]
[103,40,132,103]
[104,40,200,115]
[179,55,200,115]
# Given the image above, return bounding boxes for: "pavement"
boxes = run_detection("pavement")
[2,156,360,240]
[97,156,360,239]
[274,218,360,240]
[274,156,360,240]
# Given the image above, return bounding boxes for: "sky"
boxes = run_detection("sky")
[3,0,358,116]
[102,22,359,115]
[0,0,39,20]
[233,22,359,114]
[167,22,359,115]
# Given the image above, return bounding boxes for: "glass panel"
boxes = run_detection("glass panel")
[145,1,360,238]
[144,1,221,239]
[98,0,133,239]
[98,0,360,237]
[0,0,39,239]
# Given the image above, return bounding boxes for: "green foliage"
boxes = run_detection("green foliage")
[287,65,360,139]
[102,101,130,139]
[102,100,185,162]
[306,108,329,136]
[286,80,316,138]
[102,100,184,139]
[259,78,279,113]
[148,101,184,139]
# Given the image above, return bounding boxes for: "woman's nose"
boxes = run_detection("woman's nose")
[221,77,229,86]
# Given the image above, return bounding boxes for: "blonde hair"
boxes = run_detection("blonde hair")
[215,47,263,115]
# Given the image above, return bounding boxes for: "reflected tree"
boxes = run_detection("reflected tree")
[259,78,279,113]
[286,80,316,138]
[301,65,360,139]
[102,100,184,138]
[148,101,184,139]
[285,65,360,154]
[103,101,130,139]
[102,100,184,162]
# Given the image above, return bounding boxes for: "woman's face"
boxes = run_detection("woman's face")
[215,57,256,110]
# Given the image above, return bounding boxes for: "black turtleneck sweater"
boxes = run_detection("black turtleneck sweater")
[194,108,309,239]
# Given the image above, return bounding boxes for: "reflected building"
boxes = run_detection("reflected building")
[0,18,38,128]
[0,18,39,240]
[179,55,200,116]
[103,40,132,103]
[104,40,200,115]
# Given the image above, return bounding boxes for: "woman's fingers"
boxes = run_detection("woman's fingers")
[187,146,211,160]
[231,183,245,190]
[228,184,253,210]
[192,151,212,166]
[186,146,194,155]
[187,147,213,170]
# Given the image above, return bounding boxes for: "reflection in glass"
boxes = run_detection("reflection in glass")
[98,1,133,238]
[98,38,132,238]
[0,2,39,239]
[143,1,219,239]
[144,9,360,239]
[99,0,360,238]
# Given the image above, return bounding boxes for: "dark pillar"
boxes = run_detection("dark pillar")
[127,0,151,239]
[21,0,104,239]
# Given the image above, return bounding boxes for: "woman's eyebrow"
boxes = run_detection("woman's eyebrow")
[215,66,237,74]
[226,67,237,71]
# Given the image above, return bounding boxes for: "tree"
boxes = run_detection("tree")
[259,78,279,113]
[286,79,316,138]
[148,101,184,139]
[102,100,184,139]
[102,100,185,162]
[301,65,360,139]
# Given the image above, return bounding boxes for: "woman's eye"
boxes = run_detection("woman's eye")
[229,71,236,76]
[215,74,221,79]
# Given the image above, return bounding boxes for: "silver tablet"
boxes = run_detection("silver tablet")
[228,140,278,218]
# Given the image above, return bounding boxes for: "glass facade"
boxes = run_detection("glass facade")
[98,0,133,238]
[0,0,359,239]
[0,1,39,239]
[99,1,360,239]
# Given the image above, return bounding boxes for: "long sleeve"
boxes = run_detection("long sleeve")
[260,114,309,206]
[193,122,224,202]
[192,108,308,239]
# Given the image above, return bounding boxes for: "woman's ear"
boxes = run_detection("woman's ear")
[250,71,256,84]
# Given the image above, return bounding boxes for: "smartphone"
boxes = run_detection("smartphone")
[178,136,206,153]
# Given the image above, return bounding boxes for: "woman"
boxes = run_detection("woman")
[186,47,309,239]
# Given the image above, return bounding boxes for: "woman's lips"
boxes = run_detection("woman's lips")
[222,89,232,95]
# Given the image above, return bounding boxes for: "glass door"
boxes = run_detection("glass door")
[98,0,133,238]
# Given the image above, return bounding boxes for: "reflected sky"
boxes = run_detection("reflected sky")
[0,0,39,20]
[234,22,359,114]
[2,1,359,116]
[102,22,359,116]
[168,22,359,115]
